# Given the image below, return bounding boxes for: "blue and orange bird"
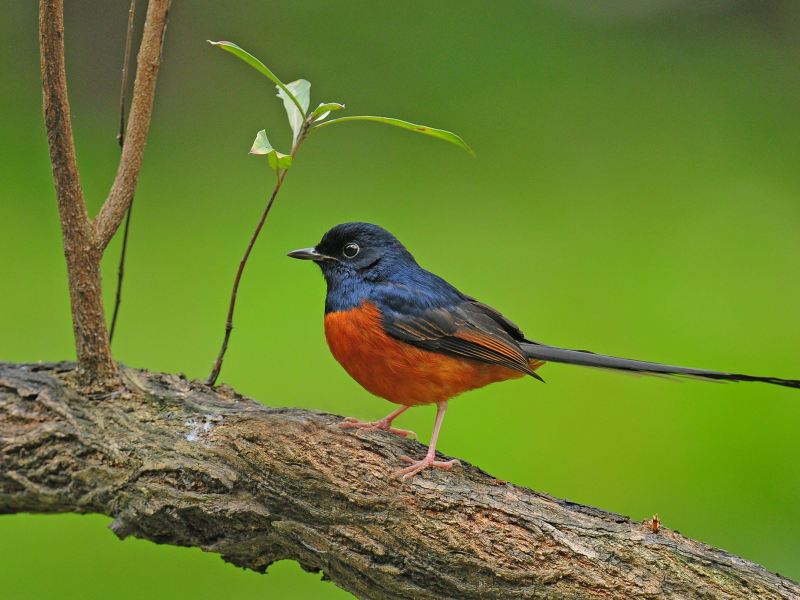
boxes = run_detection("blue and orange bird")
[288,222,800,479]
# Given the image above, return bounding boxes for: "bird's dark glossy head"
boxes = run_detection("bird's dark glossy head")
[287,222,414,282]
[289,222,465,314]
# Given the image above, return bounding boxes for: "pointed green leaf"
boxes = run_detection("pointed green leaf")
[267,151,278,173]
[312,102,345,121]
[277,79,311,145]
[311,116,474,156]
[208,40,305,121]
[267,151,293,171]
[249,129,275,155]
[250,130,292,172]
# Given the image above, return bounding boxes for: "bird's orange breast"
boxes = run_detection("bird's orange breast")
[324,301,537,407]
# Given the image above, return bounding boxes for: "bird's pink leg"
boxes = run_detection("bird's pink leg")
[340,405,417,439]
[393,400,460,480]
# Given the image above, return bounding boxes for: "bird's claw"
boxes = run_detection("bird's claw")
[339,418,417,440]
[388,427,418,439]
[393,455,461,480]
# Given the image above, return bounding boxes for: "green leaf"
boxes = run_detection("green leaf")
[311,102,345,121]
[208,40,305,121]
[277,79,311,145]
[311,116,474,156]
[249,130,292,173]
[268,152,293,171]
[249,130,275,155]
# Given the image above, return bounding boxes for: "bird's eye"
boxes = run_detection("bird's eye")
[343,243,360,258]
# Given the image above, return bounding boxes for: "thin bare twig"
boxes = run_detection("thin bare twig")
[93,0,171,252]
[204,176,282,385]
[117,0,135,150]
[205,124,309,385]
[109,200,133,344]
[110,0,137,346]
[203,180,280,385]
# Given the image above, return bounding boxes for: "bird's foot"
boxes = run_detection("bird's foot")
[393,454,461,480]
[339,417,418,440]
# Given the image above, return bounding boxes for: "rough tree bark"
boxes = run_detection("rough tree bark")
[38,0,170,389]
[1,361,797,600]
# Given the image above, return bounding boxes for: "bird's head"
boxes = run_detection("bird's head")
[287,222,414,285]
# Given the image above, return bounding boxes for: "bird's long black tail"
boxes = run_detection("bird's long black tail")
[519,342,800,389]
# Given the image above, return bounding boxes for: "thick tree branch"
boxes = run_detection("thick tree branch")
[39,0,115,386]
[93,0,170,252]
[1,361,797,600]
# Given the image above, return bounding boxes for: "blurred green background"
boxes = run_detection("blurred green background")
[2,1,800,597]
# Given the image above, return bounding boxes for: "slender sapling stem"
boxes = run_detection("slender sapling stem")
[204,123,309,385]
[109,0,136,345]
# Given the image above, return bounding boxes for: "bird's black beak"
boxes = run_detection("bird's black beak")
[287,247,333,261]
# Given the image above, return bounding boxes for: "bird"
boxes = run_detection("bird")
[288,222,800,479]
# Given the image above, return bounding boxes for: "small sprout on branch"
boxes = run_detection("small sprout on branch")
[250,130,292,174]
[643,514,662,533]
[651,514,661,533]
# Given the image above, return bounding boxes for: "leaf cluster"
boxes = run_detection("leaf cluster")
[209,40,473,177]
